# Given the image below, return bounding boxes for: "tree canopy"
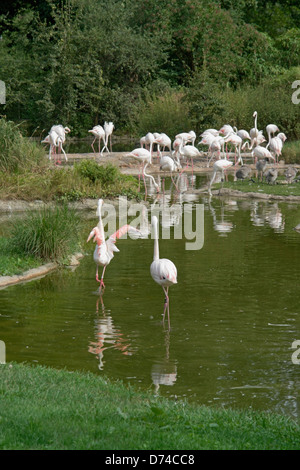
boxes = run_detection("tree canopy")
[0,0,299,136]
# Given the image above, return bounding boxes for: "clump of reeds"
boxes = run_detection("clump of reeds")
[10,204,81,262]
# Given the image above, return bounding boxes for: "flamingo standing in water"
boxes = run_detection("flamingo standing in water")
[143,162,160,197]
[125,145,154,192]
[87,199,141,293]
[150,216,177,329]
[208,159,233,196]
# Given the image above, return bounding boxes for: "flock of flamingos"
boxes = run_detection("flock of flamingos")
[41,111,290,328]
[41,110,289,196]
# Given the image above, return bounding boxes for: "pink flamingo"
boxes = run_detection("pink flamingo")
[150,215,177,329]
[87,199,141,293]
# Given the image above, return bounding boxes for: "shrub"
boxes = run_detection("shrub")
[10,205,81,262]
[75,160,120,184]
[132,89,193,138]
[0,118,45,172]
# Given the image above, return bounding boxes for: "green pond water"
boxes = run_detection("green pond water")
[0,175,300,421]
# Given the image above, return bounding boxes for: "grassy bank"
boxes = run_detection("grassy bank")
[0,363,299,450]
[215,178,300,197]
[0,205,82,277]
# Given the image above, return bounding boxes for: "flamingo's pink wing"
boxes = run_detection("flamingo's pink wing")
[109,224,141,243]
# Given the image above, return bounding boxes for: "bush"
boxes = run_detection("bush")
[10,205,81,262]
[75,160,120,184]
[132,89,193,138]
[0,118,45,172]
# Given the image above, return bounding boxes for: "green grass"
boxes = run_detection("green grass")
[0,162,140,203]
[0,205,83,276]
[9,205,81,263]
[0,237,41,276]
[215,178,300,197]
[0,363,299,450]
[282,141,300,164]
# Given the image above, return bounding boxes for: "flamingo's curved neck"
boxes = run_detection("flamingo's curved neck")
[152,218,159,261]
[144,163,159,191]
[96,201,105,243]
[254,113,257,132]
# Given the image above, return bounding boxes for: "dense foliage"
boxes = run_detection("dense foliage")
[0,0,299,138]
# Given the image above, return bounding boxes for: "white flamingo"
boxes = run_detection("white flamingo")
[267,132,287,164]
[150,215,177,329]
[103,121,114,153]
[125,145,154,192]
[252,145,275,164]
[160,154,181,192]
[143,162,160,197]
[208,159,233,196]
[41,129,68,163]
[88,125,105,155]
[266,123,279,147]
[178,137,201,177]
[154,133,172,156]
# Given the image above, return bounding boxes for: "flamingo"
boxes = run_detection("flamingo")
[103,121,114,153]
[265,168,278,184]
[224,132,243,165]
[41,129,68,164]
[140,135,146,148]
[256,157,269,182]
[199,133,216,165]
[266,123,279,147]
[154,133,172,157]
[234,127,251,144]
[160,154,181,192]
[267,132,287,164]
[249,111,265,148]
[143,162,160,197]
[87,199,141,293]
[188,130,196,146]
[200,128,219,137]
[252,145,275,165]
[242,133,266,151]
[125,146,154,192]
[175,131,195,145]
[208,159,233,196]
[150,215,177,329]
[177,137,201,177]
[285,166,297,183]
[218,124,234,136]
[144,132,155,155]
[250,111,260,139]
[235,165,252,181]
[88,125,105,155]
[50,125,70,144]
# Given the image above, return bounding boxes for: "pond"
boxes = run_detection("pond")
[0,175,300,421]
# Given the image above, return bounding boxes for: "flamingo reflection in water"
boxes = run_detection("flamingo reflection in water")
[87,199,142,294]
[88,296,132,371]
[151,329,177,394]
